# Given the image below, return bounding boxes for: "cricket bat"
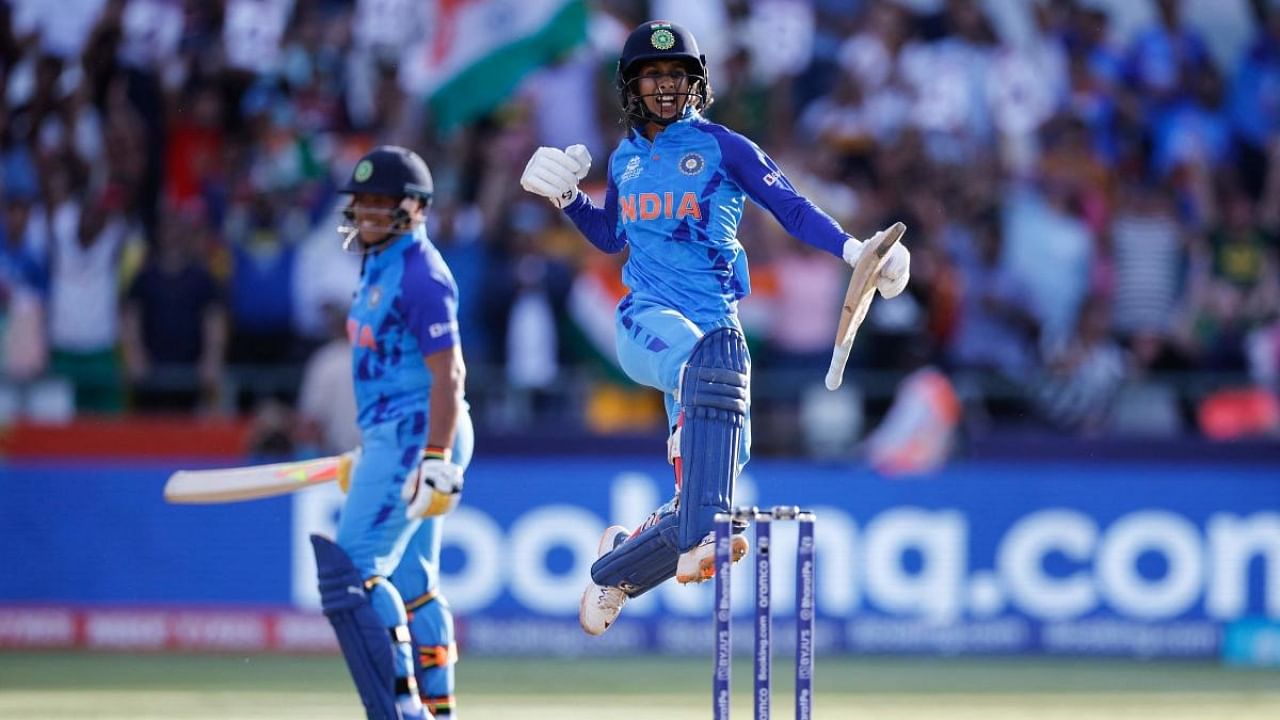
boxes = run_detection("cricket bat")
[163,451,356,504]
[825,221,907,391]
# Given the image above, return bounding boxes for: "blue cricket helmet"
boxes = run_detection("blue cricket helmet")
[341,145,433,204]
[616,21,712,126]
[338,145,433,250]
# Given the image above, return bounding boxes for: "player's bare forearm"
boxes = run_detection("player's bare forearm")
[424,345,465,452]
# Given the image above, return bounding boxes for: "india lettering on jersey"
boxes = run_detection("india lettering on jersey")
[619,191,702,224]
[346,318,377,350]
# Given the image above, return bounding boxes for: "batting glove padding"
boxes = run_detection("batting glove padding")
[401,453,463,518]
[842,228,911,298]
[520,145,591,209]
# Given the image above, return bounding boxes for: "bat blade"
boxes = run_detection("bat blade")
[163,452,355,504]
[825,222,906,390]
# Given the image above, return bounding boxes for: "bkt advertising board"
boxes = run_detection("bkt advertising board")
[3,457,1278,659]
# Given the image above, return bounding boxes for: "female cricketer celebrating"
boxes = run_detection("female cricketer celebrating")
[520,20,911,636]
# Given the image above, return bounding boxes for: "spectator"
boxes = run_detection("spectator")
[224,190,299,376]
[488,200,574,423]
[120,202,227,411]
[46,185,131,413]
[1,270,47,383]
[1002,176,1094,351]
[294,299,358,456]
[1035,293,1129,435]
[1109,177,1197,373]
[1151,64,1232,196]
[946,208,1040,385]
[1189,179,1280,371]
[0,188,49,385]
[0,188,48,295]
[164,83,225,208]
[1228,1,1280,199]
[1124,0,1214,113]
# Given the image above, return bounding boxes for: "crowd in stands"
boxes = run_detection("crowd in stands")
[1,0,1278,450]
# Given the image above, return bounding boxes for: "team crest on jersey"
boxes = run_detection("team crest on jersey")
[678,153,705,176]
[620,155,643,183]
[368,286,382,307]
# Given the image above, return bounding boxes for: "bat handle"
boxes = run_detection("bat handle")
[825,342,852,391]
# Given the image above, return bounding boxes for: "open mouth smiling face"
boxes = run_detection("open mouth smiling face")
[637,61,693,119]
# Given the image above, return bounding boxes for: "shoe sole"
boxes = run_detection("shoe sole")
[676,535,748,584]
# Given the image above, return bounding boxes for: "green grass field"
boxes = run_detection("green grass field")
[1,652,1277,719]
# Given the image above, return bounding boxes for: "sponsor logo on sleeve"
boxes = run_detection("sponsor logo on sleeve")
[429,321,458,338]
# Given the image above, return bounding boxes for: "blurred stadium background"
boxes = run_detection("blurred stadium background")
[1,0,1279,717]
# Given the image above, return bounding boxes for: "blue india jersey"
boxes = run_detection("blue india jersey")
[347,226,460,429]
[563,111,850,323]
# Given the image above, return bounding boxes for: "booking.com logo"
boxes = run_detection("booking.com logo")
[292,472,1280,623]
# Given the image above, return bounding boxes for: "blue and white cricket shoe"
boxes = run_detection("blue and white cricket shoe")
[580,526,631,636]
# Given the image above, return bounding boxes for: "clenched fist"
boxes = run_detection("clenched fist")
[520,144,591,209]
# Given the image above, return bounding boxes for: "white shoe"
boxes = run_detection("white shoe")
[579,525,630,636]
[675,530,749,584]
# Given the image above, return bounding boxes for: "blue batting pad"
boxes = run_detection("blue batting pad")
[312,534,401,719]
[589,511,680,596]
[677,327,749,550]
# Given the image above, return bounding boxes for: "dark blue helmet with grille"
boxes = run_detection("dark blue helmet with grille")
[341,145,433,203]
[616,21,712,128]
[338,145,433,250]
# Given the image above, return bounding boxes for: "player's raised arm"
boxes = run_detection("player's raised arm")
[521,144,626,253]
[712,128,911,298]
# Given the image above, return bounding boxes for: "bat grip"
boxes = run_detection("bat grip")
[825,342,852,391]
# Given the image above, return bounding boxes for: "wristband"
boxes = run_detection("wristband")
[422,446,451,462]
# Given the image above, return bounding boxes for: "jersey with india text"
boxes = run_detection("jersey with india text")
[347,226,459,429]
[563,111,849,323]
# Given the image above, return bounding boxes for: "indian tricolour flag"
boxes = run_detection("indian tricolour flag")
[401,0,588,132]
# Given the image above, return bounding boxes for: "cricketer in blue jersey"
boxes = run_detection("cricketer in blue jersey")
[311,145,471,719]
[521,21,911,636]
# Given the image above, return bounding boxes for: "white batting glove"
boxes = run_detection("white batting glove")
[565,144,591,179]
[842,228,912,299]
[401,451,464,519]
[520,145,590,208]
